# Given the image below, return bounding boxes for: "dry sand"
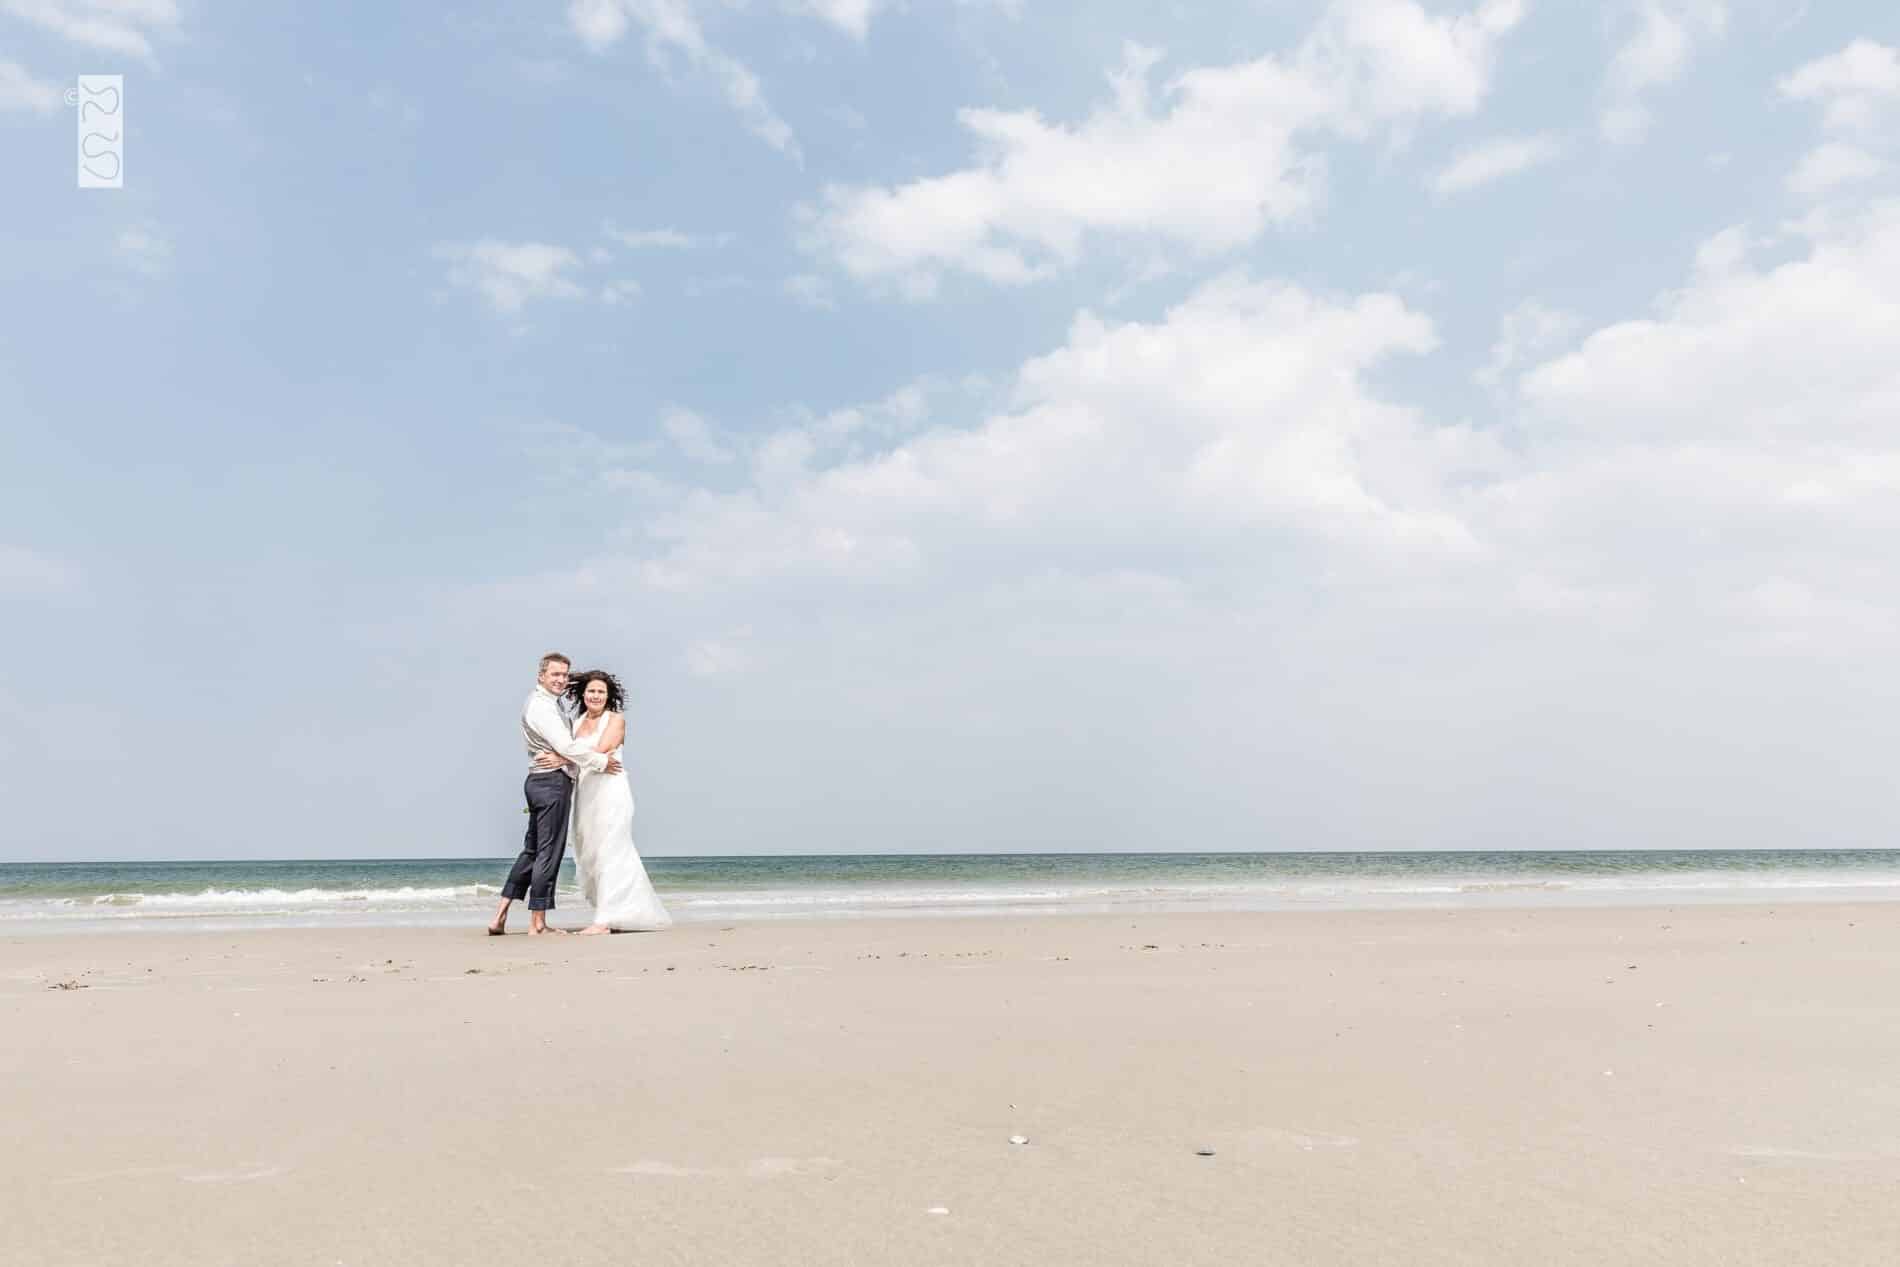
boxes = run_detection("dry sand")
[6,904,1898,1265]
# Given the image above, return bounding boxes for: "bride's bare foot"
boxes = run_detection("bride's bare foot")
[577,924,612,936]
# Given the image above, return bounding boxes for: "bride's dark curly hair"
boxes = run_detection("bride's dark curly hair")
[564,668,626,714]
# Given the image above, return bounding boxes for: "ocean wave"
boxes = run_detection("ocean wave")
[1459,881,1570,893]
[670,873,1900,909]
[1559,874,1900,892]
[86,884,505,909]
[668,887,1082,908]
[8,856,1900,929]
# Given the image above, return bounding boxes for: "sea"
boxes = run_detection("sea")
[3,849,1899,933]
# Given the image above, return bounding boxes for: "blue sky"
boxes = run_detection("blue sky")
[3,0,1899,861]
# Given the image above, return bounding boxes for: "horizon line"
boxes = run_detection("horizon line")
[6,845,1897,867]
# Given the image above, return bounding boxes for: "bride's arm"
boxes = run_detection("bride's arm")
[595,713,626,754]
[524,695,612,774]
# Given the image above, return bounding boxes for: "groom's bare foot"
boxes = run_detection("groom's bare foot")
[527,925,568,935]
[486,922,507,936]
[577,924,611,936]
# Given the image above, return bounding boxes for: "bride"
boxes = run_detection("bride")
[532,669,672,934]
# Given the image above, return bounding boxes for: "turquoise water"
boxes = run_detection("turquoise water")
[4,850,1900,931]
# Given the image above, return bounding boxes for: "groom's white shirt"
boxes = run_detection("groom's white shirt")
[522,686,612,778]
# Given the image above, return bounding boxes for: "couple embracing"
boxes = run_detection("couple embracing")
[487,652,672,936]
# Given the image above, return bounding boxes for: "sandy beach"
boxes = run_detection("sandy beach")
[6,903,1897,1265]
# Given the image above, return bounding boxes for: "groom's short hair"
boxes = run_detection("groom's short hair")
[538,652,571,672]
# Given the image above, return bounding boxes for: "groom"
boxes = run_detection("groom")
[488,652,622,936]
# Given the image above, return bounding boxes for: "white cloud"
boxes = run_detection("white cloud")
[662,407,734,464]
[117,223,171,277]
[803,0,1527,295]
[1599,1,1727,145]
[481,192,1900,850]
[1779,42,1899,202]
[1493,205,1900,662]
[762,379,952,473]
[433,240,587,314]
[764,209,1898,659]
[565,0,799,157]
[787,0,881,41]
[1476,300,1577,389]
[1779,39,1900,135]
[1317,0,1525,119]
[567,0,630,49]
[1520,206,1900,451]
[600,278,644,305]
[0,58,58,113]
[625,275,1488,595]
[1,0,181,63]
[1431,133,1561,197]
[1787,141,1887,199]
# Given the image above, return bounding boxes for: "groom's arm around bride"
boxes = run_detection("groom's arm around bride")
[488,652,620,936]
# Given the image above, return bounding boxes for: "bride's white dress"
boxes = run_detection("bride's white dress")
[570,717,672,931]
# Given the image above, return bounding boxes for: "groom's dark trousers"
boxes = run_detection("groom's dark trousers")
[501,771,572,911]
